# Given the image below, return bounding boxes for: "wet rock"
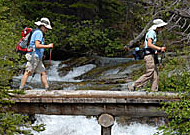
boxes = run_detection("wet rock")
[93,55,134,67]
[58,57,96,77]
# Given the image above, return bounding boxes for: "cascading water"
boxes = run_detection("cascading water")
[46,61,96,82]
[13,60,96,90]
[13,59,164,135]
[31,115,162,135]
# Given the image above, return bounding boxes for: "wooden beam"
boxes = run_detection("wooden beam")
[5,90,180,116]
[10,90,180,100]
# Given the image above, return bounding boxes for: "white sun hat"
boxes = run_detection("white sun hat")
[149,19,167,31]
[35,17,52,29]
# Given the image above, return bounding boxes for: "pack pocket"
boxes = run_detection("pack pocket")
[25,53,32,61]
[133,49,145,60]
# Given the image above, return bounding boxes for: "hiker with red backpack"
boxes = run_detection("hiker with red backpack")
[19,17,53,90]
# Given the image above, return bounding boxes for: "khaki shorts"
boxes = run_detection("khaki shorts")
[25,53,45,74]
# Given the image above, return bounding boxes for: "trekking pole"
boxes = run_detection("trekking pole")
[46,48,52,71]
[49,48,52,66]
[159,44,165,69]
[47,48,52,86]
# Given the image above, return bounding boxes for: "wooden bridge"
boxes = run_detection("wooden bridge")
[9,90,180,135]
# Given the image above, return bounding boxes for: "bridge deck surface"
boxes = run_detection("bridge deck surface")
[10,90,180,103]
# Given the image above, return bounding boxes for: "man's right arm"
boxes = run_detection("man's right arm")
[35,40,53,49]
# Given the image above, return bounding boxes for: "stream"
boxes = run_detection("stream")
[31,115,162,135]
[13,56,164,135]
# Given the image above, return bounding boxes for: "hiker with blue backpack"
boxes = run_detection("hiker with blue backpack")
[19,17,53,90]
[128,19,167,91]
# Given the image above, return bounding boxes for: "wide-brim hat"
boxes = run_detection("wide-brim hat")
[35,17,52,29]
[149,19,167,31]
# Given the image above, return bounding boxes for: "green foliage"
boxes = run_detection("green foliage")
[156,47,190,134]
[12,0,127,57]
[69,2,96,9]
[159,70,190,92]
[158,93,190,135]
[159,47,190,92]
[65,20,124,56]
[0,112,45,135]
[0,1,45,134]
[2,0,188,58]
[18,1,76,21]
[95,0,125,26]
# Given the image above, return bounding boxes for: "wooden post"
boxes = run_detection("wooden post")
[98,114,114,135]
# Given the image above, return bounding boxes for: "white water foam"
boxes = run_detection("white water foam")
[13,60,96,83]
[32,115,162,135]
[32,115,101,135]
[112,122,161,135]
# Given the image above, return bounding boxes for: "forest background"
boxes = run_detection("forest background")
[0,0,190,134]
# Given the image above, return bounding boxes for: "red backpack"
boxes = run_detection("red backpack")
[16,27,33,54]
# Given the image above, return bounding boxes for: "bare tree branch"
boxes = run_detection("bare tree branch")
[126,0,190,48]
[170,9,190,19]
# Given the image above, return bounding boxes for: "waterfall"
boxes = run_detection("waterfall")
[32,115,162,135]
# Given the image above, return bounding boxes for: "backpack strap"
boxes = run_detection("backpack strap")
[27,29,36,47]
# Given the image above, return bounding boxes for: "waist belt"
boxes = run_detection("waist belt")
[144,48,155,56]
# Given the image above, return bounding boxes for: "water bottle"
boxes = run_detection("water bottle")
[135,47,140,51]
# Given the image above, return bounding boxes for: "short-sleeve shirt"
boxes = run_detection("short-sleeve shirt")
[29,29,45,60]
[144,30,157,48]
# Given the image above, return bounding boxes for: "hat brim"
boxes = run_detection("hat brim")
[35,21,52,29]
[156,22,167,28]
[149,22,167,31]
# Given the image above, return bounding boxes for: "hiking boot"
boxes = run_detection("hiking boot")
[45,86,50,91]
[19,85,32,90]
[19,86,25,90]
